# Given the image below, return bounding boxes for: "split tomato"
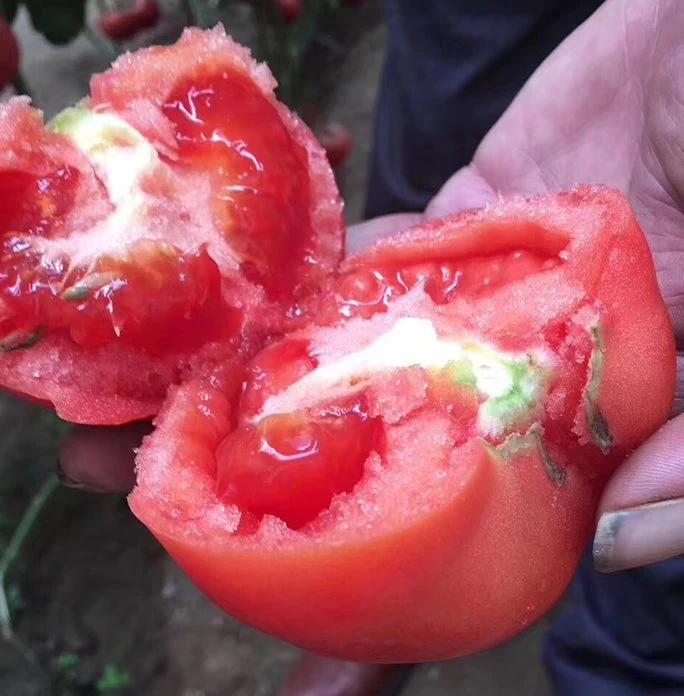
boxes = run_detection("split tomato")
[0,27,343,424]
[130,186,675,662]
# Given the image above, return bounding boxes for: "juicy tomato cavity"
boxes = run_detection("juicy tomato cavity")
[336,250,560,319]
[216,398,383,529]
[162,69,314,298]
[0,64,316,354]
[214,337,490,530]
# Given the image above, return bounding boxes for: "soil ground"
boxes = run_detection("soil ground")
[1,3,556,694]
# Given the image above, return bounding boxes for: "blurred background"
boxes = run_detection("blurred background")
[0,2,553,694]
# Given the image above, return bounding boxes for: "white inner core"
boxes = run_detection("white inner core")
[260,317,550,435]
[36,108,162,271]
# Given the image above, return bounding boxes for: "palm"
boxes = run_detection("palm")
[423,0,684,413]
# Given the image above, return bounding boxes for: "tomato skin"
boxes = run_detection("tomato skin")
[130,186,675,661]
[97,1,161,41]
[278,0,303,24]
[319,121,353,169]
[0,18,19,91]
[0,27,343,425]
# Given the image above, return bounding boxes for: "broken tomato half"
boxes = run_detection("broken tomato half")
[131,186,675,662]
[0,27,343,424]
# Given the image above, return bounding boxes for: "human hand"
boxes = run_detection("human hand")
[61,0,684,571]
[426,0,684,573]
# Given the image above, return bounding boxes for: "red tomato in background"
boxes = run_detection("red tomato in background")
[130,186,676,662]
[319,121,353,169]
[278,0,303,24]
[0,27,343,425]
[0,17,19,91]
[97,1,161,41]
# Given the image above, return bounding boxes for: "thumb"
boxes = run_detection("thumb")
[424,165,498,220]
[594,413,684,572]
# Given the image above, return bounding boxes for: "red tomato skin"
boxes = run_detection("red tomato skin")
[0,28,343,425]
[0,18,19,91]
[130,187,675,661]
[319,121,353,169]
[97,1,161,41]
[278,0,302,24]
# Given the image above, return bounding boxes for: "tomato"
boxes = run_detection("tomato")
[0,17,19,91]
[318,121,353,169]
[97,1,161,41]
[130,186,676,662]
[278,0,303,24]
[0,27,343,424]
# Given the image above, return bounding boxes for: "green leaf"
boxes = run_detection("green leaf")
[96,665,133,692]
[24,0,87,46]
[0,0,20,23]
[55,652,79,674]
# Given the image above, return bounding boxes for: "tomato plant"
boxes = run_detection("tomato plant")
[0,27,343,424]
[130,186,675,662]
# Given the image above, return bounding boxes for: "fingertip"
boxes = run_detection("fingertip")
[424,165,498,220]
[58,421,152,494]
[345,213,423,255]
[598,414,684,515]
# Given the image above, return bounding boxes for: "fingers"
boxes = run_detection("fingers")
[594,413,684,572]
[345,213,423,255]
[281,654,412,696]
[344,166,499,258]
[424,165,498,220]
[58,422,152,493]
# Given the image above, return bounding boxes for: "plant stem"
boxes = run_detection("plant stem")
[0,474,59,635]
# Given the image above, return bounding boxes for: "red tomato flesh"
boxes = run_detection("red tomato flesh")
[332,250,559,320]
[217,400,381,529]
[131,187,676,662]
[0,27,343,424]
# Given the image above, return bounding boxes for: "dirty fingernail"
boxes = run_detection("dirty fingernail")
[594,497,684,572]
[56,461,110,493]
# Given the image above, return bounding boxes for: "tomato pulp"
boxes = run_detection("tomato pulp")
[131,187,676,662]
[0,26,343,424]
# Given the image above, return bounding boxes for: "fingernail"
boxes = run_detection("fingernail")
[56,461,110,493]
[594,497,684,572]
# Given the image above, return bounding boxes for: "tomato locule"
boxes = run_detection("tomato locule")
[0,27,343,424]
